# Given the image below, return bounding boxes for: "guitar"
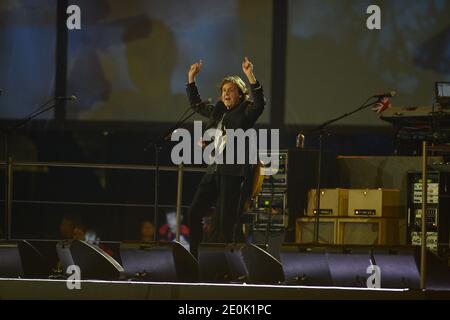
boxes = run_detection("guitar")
[242,161,265,212]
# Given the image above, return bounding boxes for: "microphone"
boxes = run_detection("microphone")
[194,99,214,111]
[373,91,396,99]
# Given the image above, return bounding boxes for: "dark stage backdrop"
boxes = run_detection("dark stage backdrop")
[285,0,450,126]
[0,0,273,123]
[65,0,273,123]
[0,0,57,120]
[1,1,449,126]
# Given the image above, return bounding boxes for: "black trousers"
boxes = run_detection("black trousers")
[188,173,244,257]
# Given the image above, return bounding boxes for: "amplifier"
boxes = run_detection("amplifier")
[338,217,405,245]
[253,213,288,232]
[254,192,286,213]
[261,151,287,189]
[306,188,348,216]
[296,217,405,246]
[348,189,401,217]
[296,217,338,244]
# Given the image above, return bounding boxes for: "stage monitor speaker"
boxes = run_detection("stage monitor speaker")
[280,244,333,286]
[120,241,198,282]
[280,244,373,287]
[70,240,124,280]
[241,243,285,284]
[198,243,247,283]
[326,246,372,287]
[372,246,420,289]
[252,231,285,260]
[0,240,49,278]
[198,243,284,284]
[280,244,448,289]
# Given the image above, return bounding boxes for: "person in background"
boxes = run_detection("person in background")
[202,207,216,242]
[159,211,190,250]
[72,223,114,257]
[140,220,155,242]
[72,223,87,241]
[59,215,76,240]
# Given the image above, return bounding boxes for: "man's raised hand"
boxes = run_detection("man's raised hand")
[242,57,256,84]
[188,60,202,83]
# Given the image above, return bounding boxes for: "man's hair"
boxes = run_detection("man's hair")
[219,76,250,101]
[141,219,154,226]
[73,223,87,233]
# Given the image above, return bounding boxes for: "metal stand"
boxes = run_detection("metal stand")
[153,143,160,241]
[4,134,12,240]
[146,109,196,241]
[421,141,427,290]
[308,97,381,243]
[176,163,184,242]
[2,98,66,239]
[313,130,324,243]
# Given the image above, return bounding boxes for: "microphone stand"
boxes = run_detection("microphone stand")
[2,98,64,240]
[146,108,198,241]
[307,96,382,243]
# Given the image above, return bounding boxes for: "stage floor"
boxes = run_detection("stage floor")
[1,278,450,300]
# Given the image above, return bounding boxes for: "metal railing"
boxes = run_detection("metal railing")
[1,160,206,242]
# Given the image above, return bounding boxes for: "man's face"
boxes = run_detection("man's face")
[60,218,74,239]
[141,221,154,239]
[221,82,241,109]
[72,227,85,241]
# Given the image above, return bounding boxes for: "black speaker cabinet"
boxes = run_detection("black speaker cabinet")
[198,243,284,284]
[198,243,247,283]
[326,246,372,287]
[280,244,372,287]
[241,243,284,284]
[70,240,124,280]
[252,230,285,260]
[120,241,198,282]
[280,244,448,289]
[0,240,49,278]
[280,244,333,286]
[372,246,420,289]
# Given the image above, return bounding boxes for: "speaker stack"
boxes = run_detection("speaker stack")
[298,188,405,246]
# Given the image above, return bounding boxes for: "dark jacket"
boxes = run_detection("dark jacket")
[186,81,266,176]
